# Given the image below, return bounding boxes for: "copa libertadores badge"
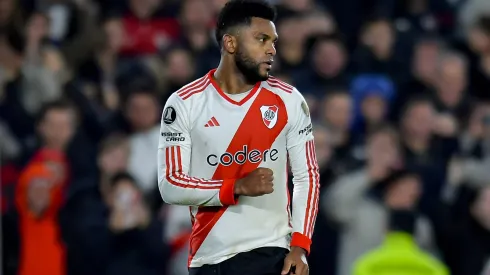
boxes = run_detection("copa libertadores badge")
[163,106,176,125]
[301,101,310,117]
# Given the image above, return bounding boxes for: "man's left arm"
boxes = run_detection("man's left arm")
[282,92,320,274]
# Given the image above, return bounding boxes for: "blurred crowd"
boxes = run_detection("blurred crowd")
[1,0,490,274]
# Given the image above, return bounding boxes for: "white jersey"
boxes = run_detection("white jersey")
[157,69,320,268]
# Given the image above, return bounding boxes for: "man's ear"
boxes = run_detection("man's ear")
[222,34,237,54]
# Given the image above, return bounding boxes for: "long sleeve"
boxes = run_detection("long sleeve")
[157,94,238,207]
[286,92,320,254]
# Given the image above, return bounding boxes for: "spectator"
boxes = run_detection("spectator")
[124,89,161,198]
[445,185,490,275]
[103,172,170,275]
[294,33,350,99]
[353,209,448,275]
[97,133,130,201]
[432,50,471,129]
[77,16,126,112]
[318,90,357,176]
[324,126,435,275]
[15,163,67,275]
[352,17,406,83]
[399,97,456,210]
[467,16,490,100]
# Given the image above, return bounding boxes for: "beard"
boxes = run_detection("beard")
[235,47,269,83]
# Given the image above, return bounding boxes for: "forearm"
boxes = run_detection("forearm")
[158,147,238,206]
[290,140,320,254]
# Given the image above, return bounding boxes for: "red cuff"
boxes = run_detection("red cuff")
[219,179,238,206]
[290,232,312,255]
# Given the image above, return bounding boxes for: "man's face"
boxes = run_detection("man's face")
[437,58,466,107]
[234,17,277,82]
[402,102,434,138]
[313,40,346,77]
[39,108,75,149]
[126,93,159,132]
[322,94,352,131]
[385,176,421,210]
[367,132,400,168]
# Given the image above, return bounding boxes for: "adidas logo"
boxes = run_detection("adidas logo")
[204,117,220,127]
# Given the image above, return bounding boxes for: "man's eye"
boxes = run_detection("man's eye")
[258,38,265,42]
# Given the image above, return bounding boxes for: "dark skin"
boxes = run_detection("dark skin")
[215,17,308,275]
[214,17,277,93]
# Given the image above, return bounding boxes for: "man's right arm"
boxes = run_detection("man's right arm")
[157,94,238,207]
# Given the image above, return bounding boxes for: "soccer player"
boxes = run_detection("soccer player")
[157,1,320,274]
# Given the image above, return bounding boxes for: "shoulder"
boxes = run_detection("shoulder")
[263,76,308,116]
[263,76,306,103]
[169,75,212,104]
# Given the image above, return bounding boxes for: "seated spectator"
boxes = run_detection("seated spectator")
[353,210,449,275]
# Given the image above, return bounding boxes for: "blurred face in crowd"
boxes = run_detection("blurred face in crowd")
[313,126,332,169]
[385,175,421,210]
[472,187,490,230]
[436,56,467,108]
[130,0,160,19]
[181,0,213,29]
[126,92,159,132]
[26,13,49,42]
[362,20,394,58]
[98,139,129,176]
[413,40,440,81]
[277,16,305,46]
[103,18,124,52]
[402,101,434,139]
[367,130,401,169]
[109,179,141,210]
[322,93,352,131]
[468,26,490,54]
[166,48,195,84]
[361,94,387,126]
[231,17,277,82]
[313,40,346,77]
[38,107,76,150]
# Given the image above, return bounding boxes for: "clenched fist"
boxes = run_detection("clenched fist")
[234,168,274,196]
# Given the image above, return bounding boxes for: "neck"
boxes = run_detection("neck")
[214,61,256,95]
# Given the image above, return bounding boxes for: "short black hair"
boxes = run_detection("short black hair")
[374,169,419,193]
[215,0,277,46]
[306,32,346,54]
[474,15,490,35]
[110,171,137,189]
[400,95,433,119]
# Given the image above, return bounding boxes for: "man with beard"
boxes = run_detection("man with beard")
[157,1,319,275]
